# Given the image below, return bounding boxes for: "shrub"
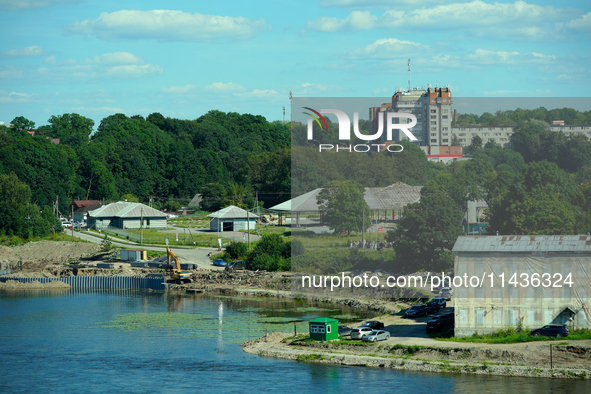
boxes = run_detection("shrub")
[225,241,248,259]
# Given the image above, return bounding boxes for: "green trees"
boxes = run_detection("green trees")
[11,116,35,131]
[247,234,290,271]
[316,180,370,235]
[393,178,465,271]
[42,113,94,148]
[0,173,59,238]
[485,161,578,235]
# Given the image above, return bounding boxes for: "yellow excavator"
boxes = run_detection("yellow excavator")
[166,247,194,284]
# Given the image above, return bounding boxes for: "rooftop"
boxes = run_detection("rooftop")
[453,235,591,253]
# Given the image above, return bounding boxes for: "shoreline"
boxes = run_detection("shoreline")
[241,332,591,380]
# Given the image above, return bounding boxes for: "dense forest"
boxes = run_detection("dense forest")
[454,106,591,126]
[1,111,291,214]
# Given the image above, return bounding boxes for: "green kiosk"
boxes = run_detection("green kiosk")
[309,317,338,341]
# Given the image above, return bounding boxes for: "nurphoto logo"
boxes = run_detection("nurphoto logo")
[303,107,418,153]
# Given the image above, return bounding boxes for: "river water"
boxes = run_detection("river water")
[0,290,588,393]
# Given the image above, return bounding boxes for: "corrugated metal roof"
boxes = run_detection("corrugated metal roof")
[89,202,166,218]
[270,182,422,212]
[208,205,259,219]
[365,182,422,210]
[452,235,591,253]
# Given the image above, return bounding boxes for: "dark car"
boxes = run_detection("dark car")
[426,312,454,334]
[359,320,385,330]
[431,297,447,309]
[426,301,440,314]
[338,325,353,336]
[531,324,569,338]
[225,260,247,272]
[405,304,428,318]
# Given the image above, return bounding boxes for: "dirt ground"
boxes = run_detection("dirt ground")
[0,241,100,264]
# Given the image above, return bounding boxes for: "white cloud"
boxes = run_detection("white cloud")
[85,52,143,65]
[105,64,163,78]
[291,82,346,95]
[344,38,429,59]
[0,66,25,79]
[0,0,76,11]
[161,84,197,94]
[33,52,162,81]
[563,12,591,33]
[308,1,577,40]
[67,9,267,41]
[464,49,556,65]
[204,82,246,92]
[318,0,447,6]
[307,10,377,32]
[0,90,37,103]
[234,89,280,99]
[0,45,46,58]
[70,106,125,112]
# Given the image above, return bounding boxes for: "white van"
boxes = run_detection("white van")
[439,287,453,300]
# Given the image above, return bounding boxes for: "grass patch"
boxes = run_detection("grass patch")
[438,327,591,344]
[390,344,423,355]
[296,353,325,362]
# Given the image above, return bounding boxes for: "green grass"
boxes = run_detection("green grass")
[91,228,228,247]
[296,353,325,362]
[438,327,591,344]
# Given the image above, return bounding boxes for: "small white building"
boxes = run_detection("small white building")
[88,202,167,230]
[209,206,258,232]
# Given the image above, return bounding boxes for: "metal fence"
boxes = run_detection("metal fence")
[0,275,166,290]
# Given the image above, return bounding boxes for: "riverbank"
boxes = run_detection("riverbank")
[242,332,591,380]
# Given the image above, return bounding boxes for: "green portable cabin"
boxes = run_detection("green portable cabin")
[308,318,338,341]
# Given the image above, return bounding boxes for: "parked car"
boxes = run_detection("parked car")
[426,301,440,314]
[338,326,353,336]
[225,260,247,272]
[358,320,385,330]
[351,327,374,339]
[61,221,72,228]
[426,312,454,334]
[405,304,428,318]
[530,324,569,338]
[439,287,454,301]
[431,297,447,309]
[362,330,390,342]
[213,258,227,267]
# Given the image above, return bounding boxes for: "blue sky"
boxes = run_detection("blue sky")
[1,0,590,128]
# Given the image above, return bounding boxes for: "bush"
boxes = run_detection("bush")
[225,241,248,259]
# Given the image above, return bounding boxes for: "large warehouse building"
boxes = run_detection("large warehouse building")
[452,235,591,337]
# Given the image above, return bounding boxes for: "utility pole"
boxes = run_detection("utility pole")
[140,207,143,244]
[362,205,365,246]
[247,210,250,250]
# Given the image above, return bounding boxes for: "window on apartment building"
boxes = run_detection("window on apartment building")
[442,133,448,136]
[430,121,436,125]
[431,133,437,136]
[442,99,448,103]
[500,138,507,141]
[494,133,501,136]
[442,127,448,131]
[442,115,448,119]
[431,127,436,131]
[431,139,437,143]
[459,133,465,136]
[460,139,466,142]
[442,139,448,143]
[471,133,477,136]
[443,109,448,113]
[430,115,436,119]
[482,133,489,136]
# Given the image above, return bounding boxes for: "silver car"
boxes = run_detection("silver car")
[350,327,373,339]
[362,330,390,342]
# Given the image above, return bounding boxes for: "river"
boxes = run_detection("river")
[0,289,588,393]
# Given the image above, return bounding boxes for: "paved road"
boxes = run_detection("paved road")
[71,230,224,270]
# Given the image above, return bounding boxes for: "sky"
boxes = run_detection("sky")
[1,0,590,129]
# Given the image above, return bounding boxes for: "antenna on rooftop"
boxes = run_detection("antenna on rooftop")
[408,59,411,92]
